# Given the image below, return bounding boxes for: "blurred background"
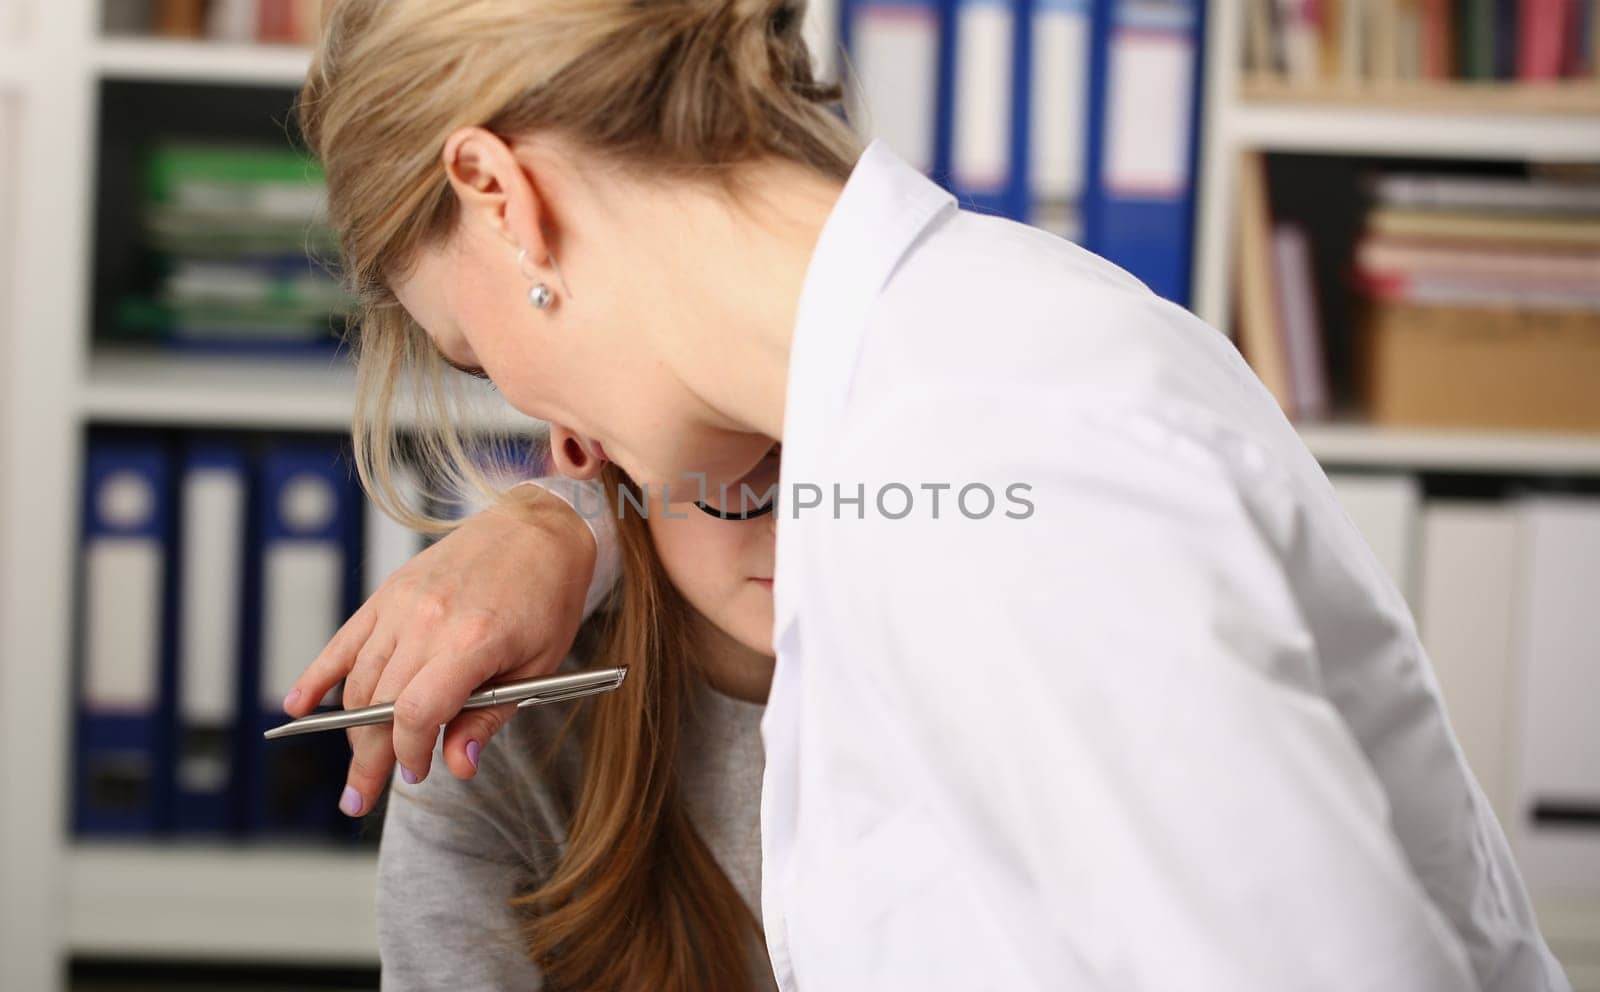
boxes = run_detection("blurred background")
[0,0,1596,989]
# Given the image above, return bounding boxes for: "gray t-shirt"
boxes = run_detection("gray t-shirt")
[375,667,774,991]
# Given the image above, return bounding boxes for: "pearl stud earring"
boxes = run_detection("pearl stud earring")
[517,247,555,310]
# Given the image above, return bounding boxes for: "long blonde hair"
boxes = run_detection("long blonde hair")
[293,1,848,985]
[293,0,860,535]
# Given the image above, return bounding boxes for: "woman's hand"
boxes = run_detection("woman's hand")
[282,485,599,817]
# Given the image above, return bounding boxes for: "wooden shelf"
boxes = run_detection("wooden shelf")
[1295,419,1600,475]
[67,843,378,964]
[94,37,311,87]
[1241,77,1600,114]
[1230,79,1600,162]
[82,348,543,434]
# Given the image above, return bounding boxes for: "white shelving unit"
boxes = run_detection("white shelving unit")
[2,2,1597,989]
[1193,4,1600,340]
[4,1,99,988]
[1193,1,1600,475]
[1192,3,1600,984]
[67,843,378,964]
[1,7,395,989]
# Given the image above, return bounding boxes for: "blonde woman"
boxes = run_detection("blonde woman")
[282,1,1566,989]
[379,455,780,990]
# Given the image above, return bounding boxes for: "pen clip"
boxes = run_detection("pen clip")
[515,677,622,708]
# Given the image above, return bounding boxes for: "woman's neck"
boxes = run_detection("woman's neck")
[689,614,775,705]
[627,158,845,442]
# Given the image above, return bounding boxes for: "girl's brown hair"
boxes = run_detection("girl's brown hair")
[514,462,765,989]
[294,3,841,983]
[293,0,861,537]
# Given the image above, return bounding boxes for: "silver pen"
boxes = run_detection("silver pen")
[261,666,628,740]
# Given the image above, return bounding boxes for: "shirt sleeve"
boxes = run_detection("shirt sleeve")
[510,476,620,618]
[375,735,550,991]
[840,390,1480,991]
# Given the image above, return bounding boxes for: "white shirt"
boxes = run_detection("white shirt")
[760,138,1569,991]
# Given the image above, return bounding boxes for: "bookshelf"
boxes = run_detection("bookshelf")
[1,3,393,988]
[1196,3,1600,986]
[1193,0,1600,472]
[2,1,1596,990]
[3,2,99,991]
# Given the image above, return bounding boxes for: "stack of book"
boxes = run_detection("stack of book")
[1231,156,1600,431]
[111,142,356,353]
[118,0,325,44]
[1351,170,1600,431]
[1244,0,1600,85]
[1233,149,1333,423]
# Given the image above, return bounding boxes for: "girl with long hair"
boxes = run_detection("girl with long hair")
[380,453,781,991]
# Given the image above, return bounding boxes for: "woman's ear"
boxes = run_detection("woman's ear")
[440,125,548,261]
[548,424,608,480]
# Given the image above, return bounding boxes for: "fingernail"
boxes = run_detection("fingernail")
[466,739,482,770]
[401,766,419,785]
[339,785,363,817]
[282,688,302,711]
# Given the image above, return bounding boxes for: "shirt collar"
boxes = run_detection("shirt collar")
[773,138,957,636]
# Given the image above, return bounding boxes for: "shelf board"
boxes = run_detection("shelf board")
[1296,420,1600,475]
[94,37,311,87]
[1230,94,1600,162]
[1241,77,1600,115]
[83,349,542,434]
[67,842,378,964]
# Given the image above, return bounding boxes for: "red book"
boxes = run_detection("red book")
[1420,0,1455,78]
[1518,0,1570,80]
[1560,0,1589,75]
[258,0,298,43]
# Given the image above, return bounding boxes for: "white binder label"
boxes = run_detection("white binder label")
[1029,1,1090,201]
[261,543,342,708]
[84,539,162,710]
[179,470,245,724]
[851,4,942,173]
[1104,29,1193,198]
[952,1,1014,193]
